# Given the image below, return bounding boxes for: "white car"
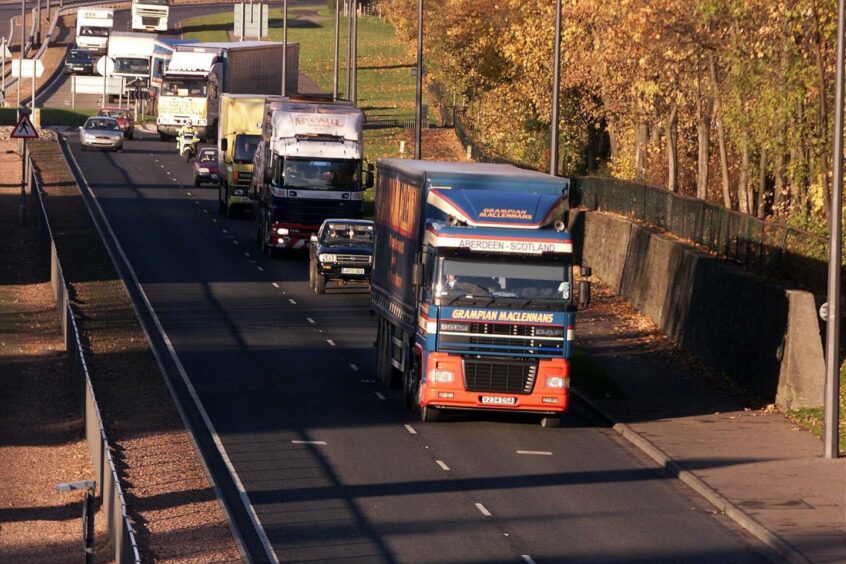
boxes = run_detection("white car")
[79,116,123,152]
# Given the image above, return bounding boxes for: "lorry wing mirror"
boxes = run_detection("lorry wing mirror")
[263,167,273,184]
[412,261,424,288]
[365,163,375,188]
[310,234,318,243]
[220,138,228,152]
[580,266,592,277]
[579,265,592,308]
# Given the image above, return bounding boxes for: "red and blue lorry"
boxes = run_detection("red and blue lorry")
[371,160,588,427]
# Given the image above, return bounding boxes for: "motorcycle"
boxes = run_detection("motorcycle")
[176,128,199,162]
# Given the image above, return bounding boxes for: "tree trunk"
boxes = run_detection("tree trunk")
[774,148,785,210]
[696,66,712,200]
[757,148,768,218]
[813,5,831,219]
[635,120,648,182]
[708,52,732,209]
[737,142,750,214]
[666,105,679,192]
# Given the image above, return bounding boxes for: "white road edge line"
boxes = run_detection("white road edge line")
[349,363,358,371]
[516,450,553,456]
[62,141,279,564]
[374,392,385,400]
[436,460,450,471]
[475,503,492,517]
[404,424,417,435]
[291,440,327,445]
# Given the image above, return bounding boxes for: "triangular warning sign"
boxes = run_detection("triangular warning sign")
[11,115,38,139]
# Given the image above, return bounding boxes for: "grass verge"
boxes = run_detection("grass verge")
[0,107,97,127]
[787,363,846,451]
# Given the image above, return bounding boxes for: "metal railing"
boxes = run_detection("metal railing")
[31,150,141,564]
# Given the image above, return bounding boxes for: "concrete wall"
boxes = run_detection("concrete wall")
[567,210,825,409]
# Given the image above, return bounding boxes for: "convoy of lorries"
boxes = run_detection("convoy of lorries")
[65,4,589,428]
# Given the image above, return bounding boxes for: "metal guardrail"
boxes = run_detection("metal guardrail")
[30,149,142,564]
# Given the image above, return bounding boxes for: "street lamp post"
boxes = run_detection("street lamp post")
[346,0,353,100]
[824,0,845,460]
[333,0,340,100]
[550,0,562,176]
[282,0,288,96]
[351,0,357,105]
[413,0,423,159]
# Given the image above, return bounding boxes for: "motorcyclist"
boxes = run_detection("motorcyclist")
[177,120,199,160]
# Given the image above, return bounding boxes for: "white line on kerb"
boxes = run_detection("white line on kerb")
[404,424,417,434]
[272,282,279,288]
[292,440,327,445]
[289,298,297,305]
[374,392,385,400]
[517,450,553,456]
[436,460,450,471]
[522,556,536,564]
[327,339,336,346]
[475,503,492,516]
[349,363,358,371]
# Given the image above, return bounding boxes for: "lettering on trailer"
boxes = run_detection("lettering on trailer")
[456,238,557,254]
[450,309,556,324]
[293,114,347,133]
[478,207,533,221]
[376,173,422,293]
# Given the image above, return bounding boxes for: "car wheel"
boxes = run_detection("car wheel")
[128,130,134,140]
[81,145,88,152]
[193,174,200,187]
[308,261,315,289]
[314,272,326,294]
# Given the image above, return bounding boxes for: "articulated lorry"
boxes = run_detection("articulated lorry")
[250,97,374,254]
[157,41,299,140]
[371,160,588,426]
[217,94,265,216]
[107,32,172,100]
[76,8,113,54]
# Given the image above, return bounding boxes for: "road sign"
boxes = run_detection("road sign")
[11,114,38,139]
[820,302,829,322]
[96,56,115,77]
[234,3,269,38]
[0,44,11,60]
[11,59,44,78]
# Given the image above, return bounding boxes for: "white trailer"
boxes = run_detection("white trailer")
[76,8,113,55]
[131,0,169,32]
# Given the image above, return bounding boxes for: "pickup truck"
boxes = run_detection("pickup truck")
[308,219,374,294]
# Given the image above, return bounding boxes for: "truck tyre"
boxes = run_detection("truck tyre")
[314,273,326,294]
[376,321,389,386]
[540,416,562,428]
[193,174,200,187]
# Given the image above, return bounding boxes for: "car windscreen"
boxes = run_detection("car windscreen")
[79,26,109,37]
[197,150,216,163]
[101,110,128,119]
[85,119,119,130]
[68,51,91,61]
[321,223,373,245]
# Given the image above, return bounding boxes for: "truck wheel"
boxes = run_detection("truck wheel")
[540,416,562,428]
[314,273,326,294]
[193,174,200,187]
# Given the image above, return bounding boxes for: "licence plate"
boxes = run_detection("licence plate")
[341,267,365,275]
[481,396,517,405]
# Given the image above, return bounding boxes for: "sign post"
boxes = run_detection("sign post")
[12,108,38,225]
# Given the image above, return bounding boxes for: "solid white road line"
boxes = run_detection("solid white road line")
[291,440,327,445]
[436,460,450,471]
[475,503,492,517]
[404,424,417,435]
[516,450,553,456]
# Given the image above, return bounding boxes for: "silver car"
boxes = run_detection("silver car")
[79,116,123,152]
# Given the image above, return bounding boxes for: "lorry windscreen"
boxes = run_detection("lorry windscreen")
[114,58,149,74]
[79,26,109,36]
[134,0,168,5]
[434,256,570,304]
[233,134,260,163]
[162,79,205,96]
[281,158,360,191]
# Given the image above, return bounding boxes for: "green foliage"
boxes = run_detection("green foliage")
[0,108,97,127]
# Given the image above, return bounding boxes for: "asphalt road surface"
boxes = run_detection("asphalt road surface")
[61,126,777,563]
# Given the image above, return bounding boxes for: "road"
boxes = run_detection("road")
[62,127,775,563]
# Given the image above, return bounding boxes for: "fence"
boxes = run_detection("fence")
[31,150,141,563]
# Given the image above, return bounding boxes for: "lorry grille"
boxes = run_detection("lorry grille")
[439,322,565,355]
[336,254,371,264]
[283,199,362,225]
[463,358,537,395]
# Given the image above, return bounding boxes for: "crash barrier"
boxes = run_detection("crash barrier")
[30,149,142,563]
[571,177,831,298]
[567,209,825,410]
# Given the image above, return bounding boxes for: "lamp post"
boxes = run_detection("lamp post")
[333,0,339,100]
[824,0,845,459]
[413,0,423,159]
[18,0,25,112]
[346,0,353,100]
[282,0,288,96]
[550,0,562,176]
[351,0,357,105]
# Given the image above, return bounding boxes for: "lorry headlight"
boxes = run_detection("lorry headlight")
[545,376,566,388]
[198,167,209,174]
[233,188,245,196]
[319,253,336,263]
[276,228,289,235]
[429,369,454,383]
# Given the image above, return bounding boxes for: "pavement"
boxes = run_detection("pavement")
[575,293,846,564]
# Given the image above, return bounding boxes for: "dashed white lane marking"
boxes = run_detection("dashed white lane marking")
[203,209,208,214]
[245,252,251,257]
[194,200,200,204]
[436,460,450,471]
[233,240,239,245]
[517,450,553,456]
[212,219,218,223]
[257,266,264,272]
[522,556,536,564]
[222,229,229,233]
[374,392,385,400]
[475,503,492,517]
[358,379,375,383]
[349,363,358,371]
[327,339,336,346]
[272,282,280,288]
[291,440,327,445]
[404,424,417,435]
[306,317,315,324]
[289,298,297,305]
[186,192,192,196]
